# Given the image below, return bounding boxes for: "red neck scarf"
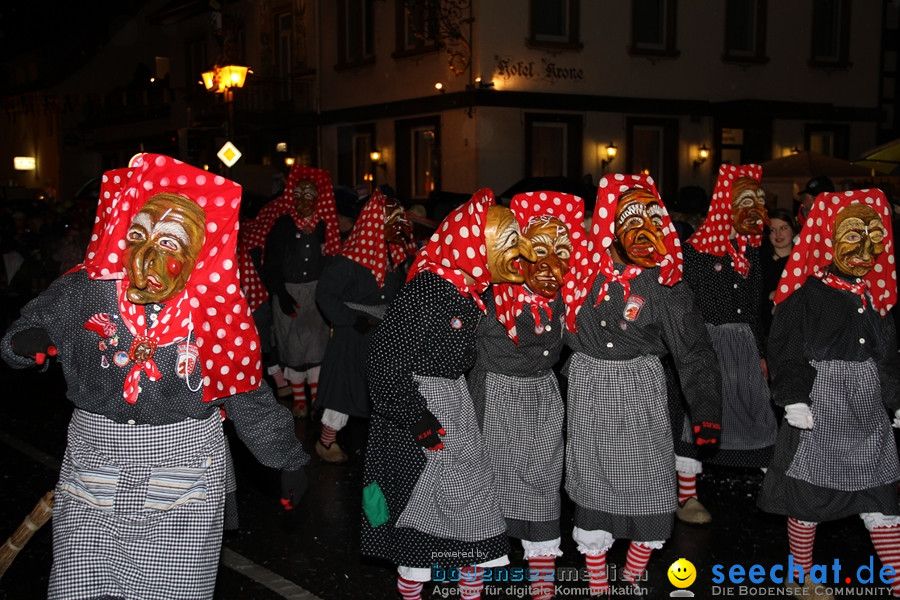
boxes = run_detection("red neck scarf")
[79,153,262,404]
[569,174,683,320]
[492,191,588,343]
[340,189,416,287]
[775,189,896,316]
[687,163,764,278]
[406,188,496,311]
[238,165,342,310]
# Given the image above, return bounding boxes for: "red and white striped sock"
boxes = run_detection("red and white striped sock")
[307,369,320,405]
[870,526,900,596]
[622,542,653,583]
[458,566,484,599]
[585,553,608,596]
[527,556,555,600]
[291,383,307,412]
[320,424,337,447]
[677,471,698,505]
[786,518,816,582]
[397,575,423,600]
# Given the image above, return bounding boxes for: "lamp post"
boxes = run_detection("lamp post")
[201,64,249,172]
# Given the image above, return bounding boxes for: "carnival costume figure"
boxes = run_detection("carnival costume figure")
[1,154,308,600]
[314,187,416,463]
[669,163,776,524]
[758,188,900,600]
[362,189,537,600]
[563,174,722,595]
[468,190,589,600]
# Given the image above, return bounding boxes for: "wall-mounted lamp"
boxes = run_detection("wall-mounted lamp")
[694,144,710,169]
[370,150,387,171]
[434,82,445,94]
[284,157,295,167]
[474,76,495,89]
[600,143,618,170]
[13,156,36,171]
[791,146,801,154]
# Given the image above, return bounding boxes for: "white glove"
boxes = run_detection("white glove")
[784,403,814,429]
[892,409,900,429]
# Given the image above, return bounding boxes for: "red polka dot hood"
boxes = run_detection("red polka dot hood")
[567,174,683,325]
[686,163,764,277]
[340,188,416,287]
[775,188,897,316]
[238,164,342,310]
[406,188,496,311]
[491,191,588,344]
[78,153,262,404]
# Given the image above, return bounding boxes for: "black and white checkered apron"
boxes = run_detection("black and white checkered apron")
[273,281,329,367]
[565,353,676,516]
[481,371,564,522]
[786,359,900,490]
[49,409,226,600]
[681,322,776,450]
[396,375,506,541]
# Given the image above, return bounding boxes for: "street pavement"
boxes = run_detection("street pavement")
[0,360,896,599]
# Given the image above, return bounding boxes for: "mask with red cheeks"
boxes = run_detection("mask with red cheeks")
[731,177,769,236]
[522,216,572,298]
[612,188,668,268]
[124,193,206,304]
[485,205,538,284]
[832,203,885,277]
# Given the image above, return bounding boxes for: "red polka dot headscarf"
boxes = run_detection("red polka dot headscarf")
[491,191,588,343]
[406,188,496,311]
[774,188,897,316]
[687,163,764,277]
[569,174,683,320]
[341,188,416,287]
[80,153,262,404]
[238,164,342,310]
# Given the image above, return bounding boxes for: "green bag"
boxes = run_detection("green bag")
[362,480,390,528]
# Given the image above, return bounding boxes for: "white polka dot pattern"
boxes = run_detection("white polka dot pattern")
[492,191,588,343]
[340,189,416,287]
[687,163,764,277]
[406,188,497,311]
[774,188,897,316]
[78,153,263,403]
[569,174,685,317]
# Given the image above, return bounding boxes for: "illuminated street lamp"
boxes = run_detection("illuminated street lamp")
[201,63,250,169]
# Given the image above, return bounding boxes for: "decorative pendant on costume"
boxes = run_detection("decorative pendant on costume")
[128,335,158,364]
[623,295,645,321]
[114,351,130,367]
[176,340,199,379]
[450,317,463,330]
[714,263,723,272]
[98,340,107,351]
[100,355,110,369]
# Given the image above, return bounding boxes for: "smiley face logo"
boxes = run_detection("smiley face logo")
[667,558,697,588]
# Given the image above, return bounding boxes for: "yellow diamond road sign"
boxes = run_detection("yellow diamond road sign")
[217,141,242,167]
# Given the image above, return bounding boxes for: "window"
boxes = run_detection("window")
[186,39,208,92]
[723,0,768,64]
[396,0,439,56]
[809,0,851,68]
[805,124,849,158]
[525,114,583,179]
[276,12,293,100]
[337,0,374,68]
[626,117,678,201]
[395,116,441,202]
[528,0,582,50]
[337,124,375,189]
[630,0,679,58]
